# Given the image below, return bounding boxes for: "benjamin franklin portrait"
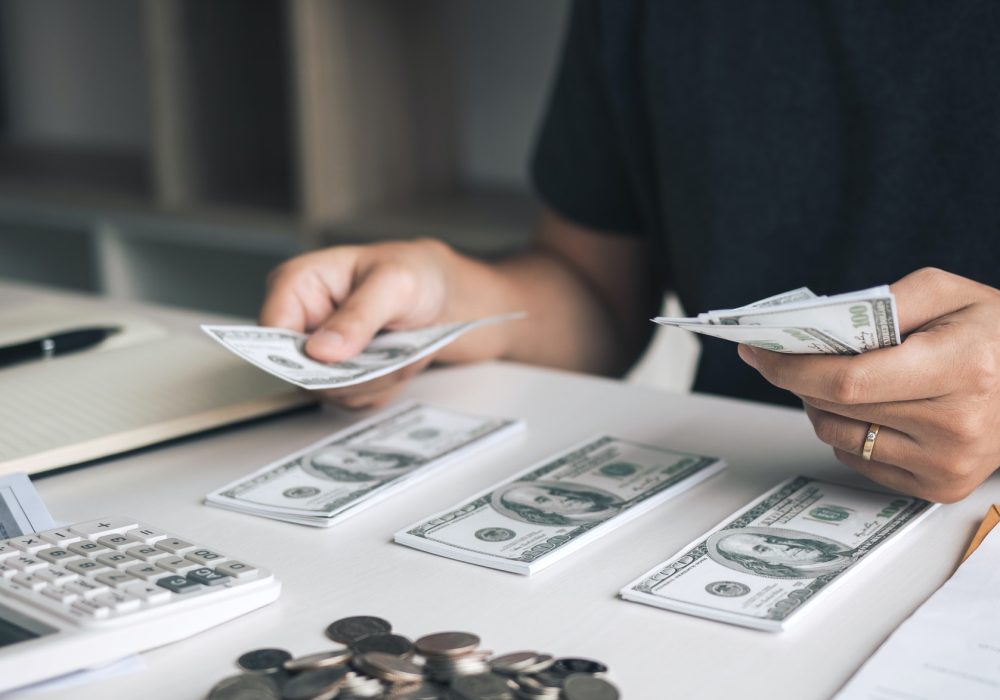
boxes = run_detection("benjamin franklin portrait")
[706,526,854,579]
[490,480,624,526]
[300,444,420,482]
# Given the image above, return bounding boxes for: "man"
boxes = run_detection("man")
[261,1,1000,504]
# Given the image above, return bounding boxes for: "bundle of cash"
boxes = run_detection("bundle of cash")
[654,285,901,354]
[620,476,935,631]
[202,312,524,390]
[205,402,523,527]
[395,436,726,575]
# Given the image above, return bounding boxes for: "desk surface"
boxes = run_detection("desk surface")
[4,284,992,700]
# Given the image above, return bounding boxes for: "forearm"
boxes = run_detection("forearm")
[437,243,647,376]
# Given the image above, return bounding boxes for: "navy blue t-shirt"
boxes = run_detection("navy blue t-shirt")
[531,0,1000,406]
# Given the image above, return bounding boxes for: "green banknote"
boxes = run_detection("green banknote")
[620,476,936,631]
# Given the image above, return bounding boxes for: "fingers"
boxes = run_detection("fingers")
[738,329,959,403]
[891,267,984,334]
[259,251,358,331]
[831,448,925,500]
[317,357,434,410]
[803,403,927,469]
[305,265,416,363]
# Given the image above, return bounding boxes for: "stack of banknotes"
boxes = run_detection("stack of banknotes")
[205,403,523,526]
[394,436,726,575]
[619,476,935,631]
[654,285,900,354]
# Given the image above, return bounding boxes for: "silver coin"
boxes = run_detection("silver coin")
[281,667,349,700]
[355,651,424,683]
[326,615,393,644]
[489,652,540,675]
[384,681,447,699]
[208,674,281,700]
[237,648,293,673]
[451,672,517,700]
[562,674,620,700]
[414,631,481,658]
[516,655,554,675]
[551,658,608,676]
[284,648,353,672]
[351,633,415,658]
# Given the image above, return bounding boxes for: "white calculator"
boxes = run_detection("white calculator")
[0,516,280,692]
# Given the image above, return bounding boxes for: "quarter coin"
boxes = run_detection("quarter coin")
[326,615,393,644]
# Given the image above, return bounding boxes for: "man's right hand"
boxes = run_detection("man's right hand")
[257,208,657,410]
[259,238,463,408]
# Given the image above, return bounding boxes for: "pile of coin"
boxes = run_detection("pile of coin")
[206,615,620,700]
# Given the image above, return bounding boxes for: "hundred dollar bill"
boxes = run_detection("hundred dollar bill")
[656,285,900,354]
[0,473,54,538]
[394,436,726,575]
[205,402,523,527]
[620,476,936,631]
[201,312,525,390]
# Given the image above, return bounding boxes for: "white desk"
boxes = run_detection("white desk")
[4,285,994,700]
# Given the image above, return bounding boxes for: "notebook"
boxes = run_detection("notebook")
[0,302,316,475]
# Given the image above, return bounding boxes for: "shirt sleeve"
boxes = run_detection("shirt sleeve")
[530,0,643,236]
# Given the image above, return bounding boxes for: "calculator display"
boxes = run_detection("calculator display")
[0,603,56,649]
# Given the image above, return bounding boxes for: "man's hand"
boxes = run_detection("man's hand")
[258,209,656,410]
[738,268,1000,503]
[259,238,466,409]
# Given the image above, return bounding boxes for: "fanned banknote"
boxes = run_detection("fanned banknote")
[394,436,726,575]
[201,312,525,389]
[620,476,936,631]
[655,285,900,354]
[205,402,523,527]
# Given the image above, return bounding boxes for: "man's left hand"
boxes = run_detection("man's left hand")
[738,268,1000,503]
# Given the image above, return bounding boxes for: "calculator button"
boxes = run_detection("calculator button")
[97,534,143,551]
[0,543,18,560]
[123,582,171,604]
[0,563,16,578]
[65,559,108,576]
[36,566,78,586]
[68,541,110,557]
[91,591,142,614]
[94,571,138,588]
[37,547,80,564]
[97,552,140,569]
[71,599,111,619]
[187,568,230,586]
[125,563,166,581]
[214,560,258,580]
[8,555,47,573]
[12,574,47,591]
[70,518,138,538]
[126,544,168,561]
[42,586,79,605]
[39,528,81,546]
[185,549,227,566]
[156,575,202,594]
[155,556,199,575]
[8,536,47,553]
[154,538,196,555]
[64,579,109,598]
[130,525,168,544]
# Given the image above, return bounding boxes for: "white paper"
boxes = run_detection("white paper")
[835,526,1000,699]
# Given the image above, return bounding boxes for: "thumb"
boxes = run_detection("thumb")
[304,267,409,363]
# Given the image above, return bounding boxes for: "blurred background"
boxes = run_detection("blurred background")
[0,0,696,391]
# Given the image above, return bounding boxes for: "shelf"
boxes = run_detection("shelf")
[327,188,537,258]
[0,144,152,202]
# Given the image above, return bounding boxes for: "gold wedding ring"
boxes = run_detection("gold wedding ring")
[861,423,881,461]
